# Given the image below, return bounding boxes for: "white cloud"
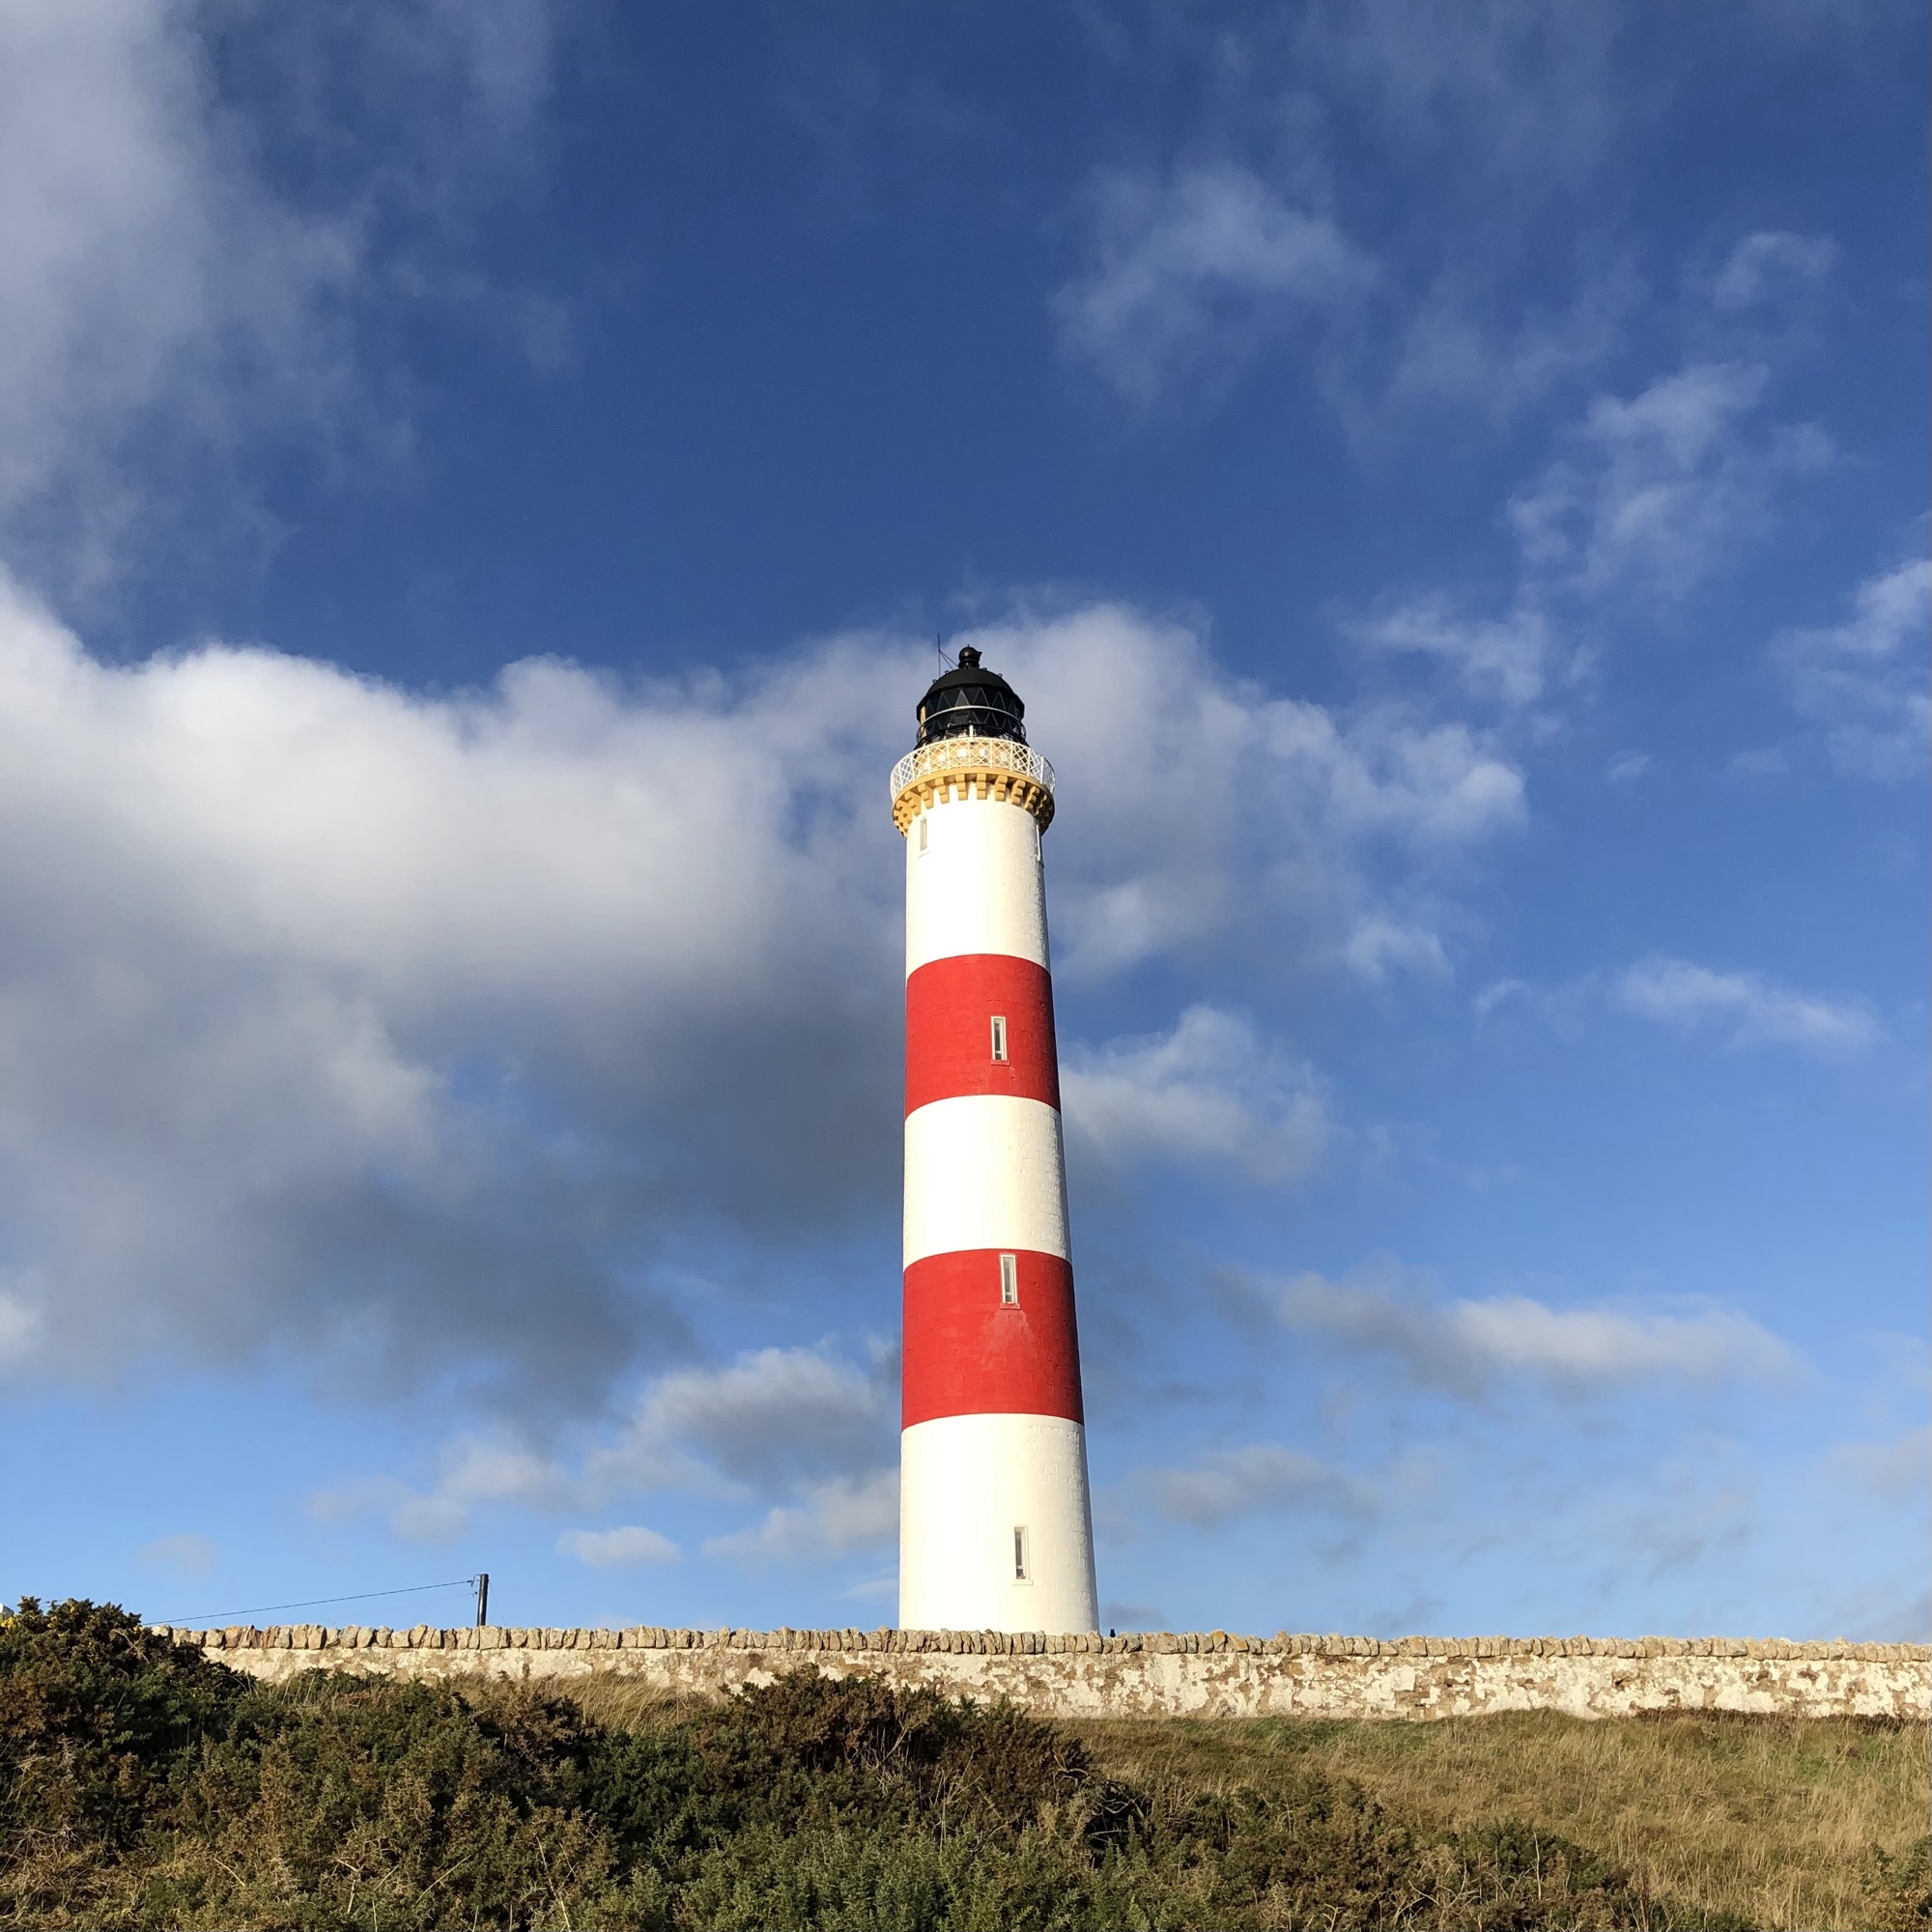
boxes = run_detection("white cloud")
[0,1279,41,1365]
[1448,1296,1793,1382]
[1614,956,1878,1053]
[1605,749,1651,782]
[1340,916,1452,983]
[984,606,1524,981]
[0,582,1522,1394]
[1054,165,1371,403]
[314,1342,894,1547]
[1062,1008,1331,1186]
[0,0,555,583]
[1772,556,1931,780]
[1236,1253,1795,1395]
[1475,957,1876,1056]
[703,1468,899,1567]
[557,1524,681,1569]
[1146,1443,1378,1525]
[589,1348,890,1496]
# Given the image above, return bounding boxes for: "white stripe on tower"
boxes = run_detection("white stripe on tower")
[892,653,1098,1635]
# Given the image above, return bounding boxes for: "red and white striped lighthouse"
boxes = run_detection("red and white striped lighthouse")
[892,647,1099,1634]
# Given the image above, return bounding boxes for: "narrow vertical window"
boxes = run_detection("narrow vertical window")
[1013,1525,1030,1581]
[990,1014,1008,1062]
[999,1253,1018,1304]
[918,815,928,853]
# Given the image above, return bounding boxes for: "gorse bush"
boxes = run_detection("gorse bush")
[2,1599,1920,1930]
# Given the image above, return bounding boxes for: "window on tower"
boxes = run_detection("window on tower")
[918,814,928,852]
[999,1253,1018,1304]
[1012,1525,1030,1581]
[990,1014,1008,1062]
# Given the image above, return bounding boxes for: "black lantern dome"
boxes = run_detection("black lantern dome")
[914,646,1027,748]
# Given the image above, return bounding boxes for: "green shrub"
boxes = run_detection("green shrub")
[0,1599,1730,1930]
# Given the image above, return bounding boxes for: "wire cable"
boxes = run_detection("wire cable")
[151,1577,479,1626]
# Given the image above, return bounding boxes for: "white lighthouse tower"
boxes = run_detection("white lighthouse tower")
[891,647,1099,1634]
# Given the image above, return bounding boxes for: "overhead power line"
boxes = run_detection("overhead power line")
[152,1576,480,1626]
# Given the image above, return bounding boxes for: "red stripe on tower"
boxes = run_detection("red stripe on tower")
[900,1250,1084,1428]
[904,952,1061,1115]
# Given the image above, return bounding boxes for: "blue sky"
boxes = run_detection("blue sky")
[0,0,1924,1643]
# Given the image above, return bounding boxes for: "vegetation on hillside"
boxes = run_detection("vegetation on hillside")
[3,1599,1925,1931]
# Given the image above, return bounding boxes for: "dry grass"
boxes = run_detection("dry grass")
[569,1678,1930,1926]
[1068,1709,1931,1932]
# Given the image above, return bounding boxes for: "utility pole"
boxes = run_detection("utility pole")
[474,1573,490,1628]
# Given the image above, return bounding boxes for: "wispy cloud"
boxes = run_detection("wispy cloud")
[588,1348,890,1497]
[1829,1425,1932,1501]
[1228,1253,1796,1397]
[1340,917,1452,983]
[311,1343,895,1551]
[1614,956,1879,1053]
[556,1525,681,1569]
[1054,164,1371,404]
[1510,360,1829,599]
[702,1468,899,1568]
[1479,955,1879,1056]
[1772,555,1931,780]
[1145,1442,1379,1525]
[1705,230,1837,313]
[1290,0,1624,184]
[1354,596,1555,707]
[139,1532,217,1577]
[1062,1008,1331,1186]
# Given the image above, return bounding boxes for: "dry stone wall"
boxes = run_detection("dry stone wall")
[150,1625,1930,1722]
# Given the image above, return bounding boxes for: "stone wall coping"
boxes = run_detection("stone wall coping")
[145,1623,1931,1663]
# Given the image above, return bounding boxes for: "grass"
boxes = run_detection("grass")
[1068,1709,1931,1932]
[5,1601,1926,1930]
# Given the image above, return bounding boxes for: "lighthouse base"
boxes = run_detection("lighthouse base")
[899,1412,1098,1634]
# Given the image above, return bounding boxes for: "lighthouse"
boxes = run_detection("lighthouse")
[892,647,1099,1634]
